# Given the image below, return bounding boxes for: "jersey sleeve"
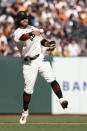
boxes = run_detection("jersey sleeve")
[14,29,22,43]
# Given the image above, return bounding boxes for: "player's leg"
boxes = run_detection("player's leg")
[38,57,68,109]
[20,61,38,124]
[50,80,68,109]
[19,92,31,124]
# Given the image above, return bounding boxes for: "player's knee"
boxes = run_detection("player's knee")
[24,88,33,95]
[23,91,31,96]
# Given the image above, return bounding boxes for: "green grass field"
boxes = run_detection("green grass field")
[0,115,87,131]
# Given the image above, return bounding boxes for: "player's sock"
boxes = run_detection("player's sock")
[51,80,63,99]
[23,92,31,111]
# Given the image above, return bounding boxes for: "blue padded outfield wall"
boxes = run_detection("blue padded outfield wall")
[0,56,51,114]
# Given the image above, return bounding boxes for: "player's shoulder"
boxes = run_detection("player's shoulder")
[14,28,21,35]
[13,28,24,41]
[14,28,24,37]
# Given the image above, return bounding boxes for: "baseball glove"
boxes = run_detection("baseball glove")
[47,41,56,51]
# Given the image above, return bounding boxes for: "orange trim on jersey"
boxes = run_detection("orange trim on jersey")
[20,34,28,41]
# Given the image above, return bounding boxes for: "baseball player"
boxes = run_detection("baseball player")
[14,11,68,124]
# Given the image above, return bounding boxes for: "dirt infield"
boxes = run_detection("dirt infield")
[0,122,87,125]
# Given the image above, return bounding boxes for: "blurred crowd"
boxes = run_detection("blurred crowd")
[0,0,87,57]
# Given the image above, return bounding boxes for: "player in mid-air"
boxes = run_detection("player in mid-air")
[14,11,68,124]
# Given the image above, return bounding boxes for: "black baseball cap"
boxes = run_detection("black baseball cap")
[16,11,28,21]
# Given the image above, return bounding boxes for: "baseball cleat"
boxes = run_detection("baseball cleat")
[19,110,28,124]
[59,98,68,109]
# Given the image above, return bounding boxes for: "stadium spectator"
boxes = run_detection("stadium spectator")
[57,40,69,56]
[80,38,87,56]
[67,39,81,56]
[0,0,87,56]
[0,29,8,46]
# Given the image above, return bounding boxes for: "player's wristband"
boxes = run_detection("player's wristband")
[29,32,33,36]
[29,32,35,40]
[20,32,35,41]
[41,39,48,46]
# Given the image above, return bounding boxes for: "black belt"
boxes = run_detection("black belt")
[24,54,40,61]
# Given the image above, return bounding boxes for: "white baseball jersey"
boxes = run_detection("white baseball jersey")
[14,25,43,58]
[14,25,55,94]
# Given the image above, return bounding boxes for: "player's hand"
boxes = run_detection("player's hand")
[28,31,40,41]
[29,31,40,41]
[32,30,41,36]
[29,34,35,41]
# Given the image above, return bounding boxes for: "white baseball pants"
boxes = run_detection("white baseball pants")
[22,53,55,94]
